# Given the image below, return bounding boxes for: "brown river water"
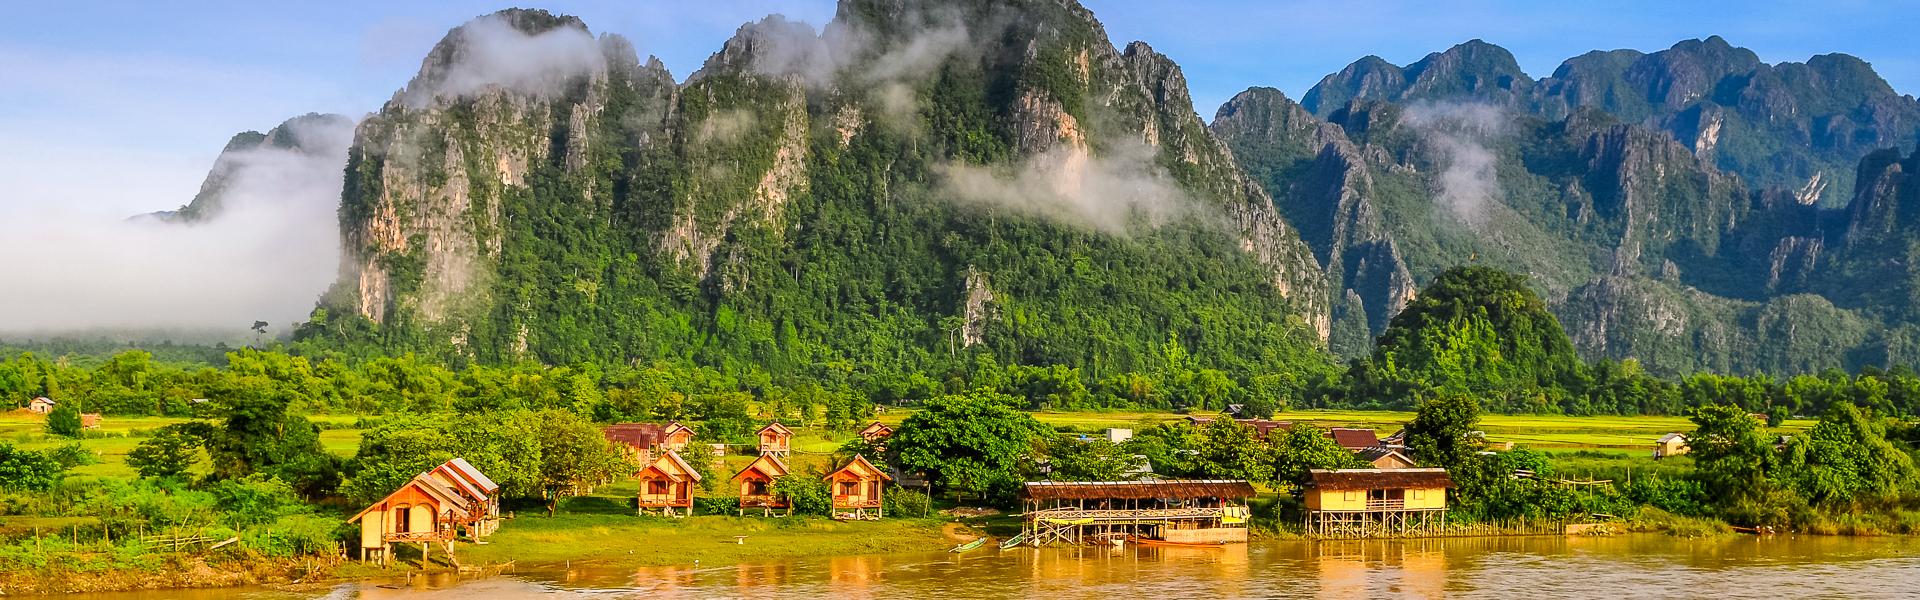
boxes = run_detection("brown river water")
[59,534,1920,599]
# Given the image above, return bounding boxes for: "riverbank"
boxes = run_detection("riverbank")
[0,513,960,595]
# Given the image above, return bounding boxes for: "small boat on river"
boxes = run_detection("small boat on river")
[998,532,1030,549]
[951,536,989,553]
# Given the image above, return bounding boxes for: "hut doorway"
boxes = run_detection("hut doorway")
[394,506,413,533]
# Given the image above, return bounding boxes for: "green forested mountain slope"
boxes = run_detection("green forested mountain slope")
[1217,38,1920,377]
[297,2,1332,383]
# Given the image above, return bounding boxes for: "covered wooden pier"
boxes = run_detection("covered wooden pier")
[1019,480,1254,546]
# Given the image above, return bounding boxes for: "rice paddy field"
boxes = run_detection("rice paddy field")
[2,407,1810,487]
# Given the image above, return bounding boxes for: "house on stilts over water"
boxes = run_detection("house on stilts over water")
[346,458,502,565]
[1303,468,1452,537]
[826,454,890,519]
[731,453,791,516]
[636,449,701,516]
[1019,480,1253,546]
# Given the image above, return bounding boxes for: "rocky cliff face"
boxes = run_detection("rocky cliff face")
[311,1,1333,374]
[1216,36,1920,375]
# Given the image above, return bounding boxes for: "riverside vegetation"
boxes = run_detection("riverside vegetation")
[4,266,1919,593]
[7,0,1920,594]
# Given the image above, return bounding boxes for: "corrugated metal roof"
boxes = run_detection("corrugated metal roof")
[1306,468,1453,491]
[444,457,500,493]
[1020,479,1255,500]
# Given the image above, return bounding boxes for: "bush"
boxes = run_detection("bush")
[45,404,82,438]
[127,426,202,479]
[883,487,931,517]
[772,476,831,516]
[245,514,336,557]
[43,443,100,469]
[0,443,65,492]
[693,496,736,516]
[209,475,305,528]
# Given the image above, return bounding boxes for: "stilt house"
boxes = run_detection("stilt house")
[825,454,890,518]
[348,473,472,564]
[636,449,701,516]
[1303,468,1452,537]
[731,454,791,515]
[757,422,793,457]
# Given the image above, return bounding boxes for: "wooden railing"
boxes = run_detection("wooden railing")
[1368,499,1405,510]
[833,495,880,508]
[740,494,786,507]
[1026,507,1227,522]
[639,494,689,506]
[384,530,453,543]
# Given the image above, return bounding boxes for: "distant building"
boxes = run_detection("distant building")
[1355,447,1417,470]
[1104,428,1133,443]
[80,414,103,429]
[1654,433,1689,459]
[859,422,894,443]
[1328,428,1383,451]
[26,397,55,414]
[1185,416,1291,440]
[756,422,793,457]
[603,421,696,463]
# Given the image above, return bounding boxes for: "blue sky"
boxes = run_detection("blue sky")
[3,0,1916,217]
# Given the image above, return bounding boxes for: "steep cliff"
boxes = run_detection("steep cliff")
[306,1,1333,378]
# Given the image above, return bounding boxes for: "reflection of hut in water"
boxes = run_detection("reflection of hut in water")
[1020,480,1254,546]
[1303,468,1452,537]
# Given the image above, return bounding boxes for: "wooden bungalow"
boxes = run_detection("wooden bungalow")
[26,397,55,414]
[636,449,701,516]
[604,421,698,462]
[1654,433,1689,459]
[730,454,791,516]
[80,413,103,429]
[1303,468,1452,537]
[757,422,793,457]
[859,422,893,443]
[825,454,891,519]
[1019,480,1254,546]
[347,473,474,565]
[1355,447,1417,469]
[424,458,502,538]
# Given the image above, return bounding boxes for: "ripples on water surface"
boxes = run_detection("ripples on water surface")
[62,534,1920,599]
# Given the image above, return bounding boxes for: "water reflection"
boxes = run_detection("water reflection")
[49,534,1920,599]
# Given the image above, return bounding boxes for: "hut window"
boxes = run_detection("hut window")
[840,481,858,496]
[1410,489,1424,500]
[1343,491,1356,501]
[749,481,769,496]
[649,480,669,495]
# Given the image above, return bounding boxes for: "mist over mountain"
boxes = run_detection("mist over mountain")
[17,2,1920,381]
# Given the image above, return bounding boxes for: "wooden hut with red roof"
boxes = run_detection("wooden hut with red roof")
[757,422,793,457]
[636,449,701,516]
[603,421,696,463]
[1328,428,1383,451]
[731,454,791,516]
[825,454,891,519]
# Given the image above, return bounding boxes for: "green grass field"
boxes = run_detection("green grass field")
[0,411,365,480]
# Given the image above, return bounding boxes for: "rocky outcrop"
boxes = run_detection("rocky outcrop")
[1302,40,1532,116]
[162,113,354,223]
